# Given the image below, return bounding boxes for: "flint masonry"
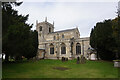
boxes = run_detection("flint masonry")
[36,18,90,59]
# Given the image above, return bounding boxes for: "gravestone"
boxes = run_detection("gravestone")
[57,57,59,60]
[82,56,86,63]
[65,58,68,61]
[77,56,80,64]
[61,57,68,62]
[62,57,64,62]
[114,60,120,67]
[62,57,66,62]
[80,55,86,64]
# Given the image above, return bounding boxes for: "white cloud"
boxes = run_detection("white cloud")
[14,2,118,37]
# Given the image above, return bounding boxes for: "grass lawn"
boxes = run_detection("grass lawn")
[2,59,119,78]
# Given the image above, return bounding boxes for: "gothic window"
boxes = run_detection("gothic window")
[39,26,42,31]
[62,34,64,38]
[61,43,66,54]
[50,44,54,54]
[76,43,81,55]
[49,27,51,33]
[53,36,56,40]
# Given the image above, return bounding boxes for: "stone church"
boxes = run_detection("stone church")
[36,18,90,60]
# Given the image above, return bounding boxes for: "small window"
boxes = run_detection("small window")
[39,26,42,31]
[49,27,51,33]
[62,34,64,38]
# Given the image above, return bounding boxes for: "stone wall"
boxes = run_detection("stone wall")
[36,20,90,60]
[37,37,90,60]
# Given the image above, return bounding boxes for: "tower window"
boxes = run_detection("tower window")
[39,26,42,31]
[62,34,64,38]
[49,27,51,33]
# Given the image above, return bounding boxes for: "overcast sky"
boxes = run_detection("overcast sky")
[14,0,119,37]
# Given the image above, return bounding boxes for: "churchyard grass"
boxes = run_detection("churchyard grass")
[2,59,119,78]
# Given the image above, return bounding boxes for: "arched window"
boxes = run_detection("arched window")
[76,43,81,55]
[39,26,42,31]
[61,43,66,54]
[50,44,54,54]
[49,27,51,33]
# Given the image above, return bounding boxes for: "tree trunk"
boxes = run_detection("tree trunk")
[96,49,99,60]
[2,54,3,61]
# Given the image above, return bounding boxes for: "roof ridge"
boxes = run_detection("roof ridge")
[50,28,77,34]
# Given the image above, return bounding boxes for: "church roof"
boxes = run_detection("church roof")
[50,28,77,34]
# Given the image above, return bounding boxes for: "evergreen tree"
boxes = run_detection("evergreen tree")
[112,16,120,59]
[90,20,117,60]
[2,2,38,61]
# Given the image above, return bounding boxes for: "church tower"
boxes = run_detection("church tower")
[36,17,54,49]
